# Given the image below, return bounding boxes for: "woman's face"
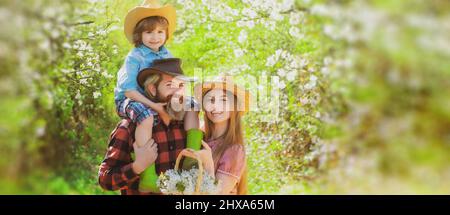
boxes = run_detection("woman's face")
[203,89,234,124]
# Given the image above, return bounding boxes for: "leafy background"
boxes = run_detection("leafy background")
[0,0,449,194]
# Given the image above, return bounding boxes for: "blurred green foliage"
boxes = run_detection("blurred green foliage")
[0,0,448,194]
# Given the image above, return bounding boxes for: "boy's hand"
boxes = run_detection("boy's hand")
[132,139,158,174]
[159,111,171,126]
[152,102,167,114]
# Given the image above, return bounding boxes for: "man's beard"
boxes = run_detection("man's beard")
[155,90,186,121]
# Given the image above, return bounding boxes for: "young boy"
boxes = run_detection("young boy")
[114,0,199,192]
[116,1,177,147]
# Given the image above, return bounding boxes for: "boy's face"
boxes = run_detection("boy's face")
[141,24,167,52]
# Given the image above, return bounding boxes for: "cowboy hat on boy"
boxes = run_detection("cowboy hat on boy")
[124,0,176,43]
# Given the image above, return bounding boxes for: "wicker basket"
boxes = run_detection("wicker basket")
[174,149,204,194]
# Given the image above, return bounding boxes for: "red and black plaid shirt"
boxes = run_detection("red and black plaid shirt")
[98,117,186,195]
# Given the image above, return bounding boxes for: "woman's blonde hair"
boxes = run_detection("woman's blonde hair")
[203,90,248,195]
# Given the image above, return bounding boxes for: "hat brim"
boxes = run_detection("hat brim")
[194,81,252,116]
[124,5,176,44]
[138,68,191,89]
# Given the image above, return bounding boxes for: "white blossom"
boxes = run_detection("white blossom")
[50,29,60,39]
[321,67,329,75]
[315,111,321,118]
[277,68,287,77]
[62,42,71,49]
[157,168,220,195]
[236,20,246,27]
[80,78,88,85]
[324,57,333,65]
[246,20,255,29]
[242,8,258,19]
[281,0,295,11]
[300,97,309,105]
[289,12,304,25]
[35,126,45,137]
[289,27,303,38]
[234,49,245,58]
[75,91,81,100]
[323,25,335,37]
[278,80,286,89]
[266,55,277,67]
[102,71,113,79]
[304,75,317,90]
[310,4,330,16]
[286,70,297,81]
[238,30,248,44]
[304,82,314,90]
[93,91,101,99]
[270,11,284,21]
[263,20,276,30]
[39,39,50,50]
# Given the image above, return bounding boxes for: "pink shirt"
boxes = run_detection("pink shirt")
[207,138,246,194]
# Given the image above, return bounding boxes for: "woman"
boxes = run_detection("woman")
[184,77,251,195]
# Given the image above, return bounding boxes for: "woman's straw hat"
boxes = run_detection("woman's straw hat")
[194,76,252,116]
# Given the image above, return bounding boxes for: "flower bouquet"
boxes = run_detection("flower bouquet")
[157,149,220,195]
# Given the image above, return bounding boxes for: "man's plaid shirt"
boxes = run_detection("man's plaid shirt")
[98,117,186,195]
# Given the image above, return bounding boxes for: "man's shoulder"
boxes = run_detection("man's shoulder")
[119,118,135,127]
[110,119,136,141]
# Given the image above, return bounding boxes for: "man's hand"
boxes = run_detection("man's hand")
[132,139,158,174]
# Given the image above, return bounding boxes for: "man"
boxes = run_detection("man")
[98,58,198,195]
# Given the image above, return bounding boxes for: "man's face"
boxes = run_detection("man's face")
[155,74,186,103]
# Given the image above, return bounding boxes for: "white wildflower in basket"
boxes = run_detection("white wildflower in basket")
[157,149,221,195]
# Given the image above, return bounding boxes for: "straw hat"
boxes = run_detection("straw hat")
[124,0,176,43]
[194,76,252,116]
